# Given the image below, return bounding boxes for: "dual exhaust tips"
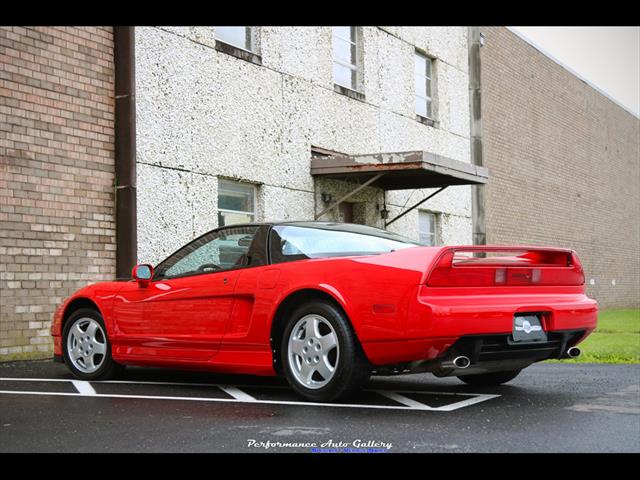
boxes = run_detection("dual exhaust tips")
[441,347,581,370]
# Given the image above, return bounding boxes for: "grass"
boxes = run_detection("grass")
[547,309,640,364]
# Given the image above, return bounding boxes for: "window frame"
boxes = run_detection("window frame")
[332,26,359,90]
[418,210,439,246]
[217,179,258,228]
[414,50,434,121]
[153,225,267,281]
[214,26,262,66]
[214,26,254,53]
[331,26,365,100]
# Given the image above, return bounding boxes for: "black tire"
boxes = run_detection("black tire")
[280,300,370,402]
[62,308,125,381]
[457,369,521,386]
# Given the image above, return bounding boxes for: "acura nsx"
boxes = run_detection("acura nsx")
[51,221,598,401]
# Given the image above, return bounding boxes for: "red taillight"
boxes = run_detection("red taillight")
[426,249,585,287]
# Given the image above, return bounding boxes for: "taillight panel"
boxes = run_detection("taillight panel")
[426,248,585,287]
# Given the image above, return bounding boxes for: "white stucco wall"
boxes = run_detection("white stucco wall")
[135,26,472,265]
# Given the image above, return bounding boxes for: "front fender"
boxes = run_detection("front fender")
[51,282,126,338]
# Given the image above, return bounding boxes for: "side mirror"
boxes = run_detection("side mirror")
[132,264,154,287]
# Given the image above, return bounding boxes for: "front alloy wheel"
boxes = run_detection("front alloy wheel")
[66,316,107,374]
[62,308,124,380]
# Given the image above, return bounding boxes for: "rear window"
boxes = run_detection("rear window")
[269,225,418,264]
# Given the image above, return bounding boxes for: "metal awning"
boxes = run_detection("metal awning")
[310,151,488,190]
[311,151,489,225]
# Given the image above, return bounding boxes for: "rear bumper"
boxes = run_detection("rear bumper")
[367,329,588,376]
[362,290,598,366]
[432,329,586,376]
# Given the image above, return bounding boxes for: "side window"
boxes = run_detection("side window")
[156,226,261,279]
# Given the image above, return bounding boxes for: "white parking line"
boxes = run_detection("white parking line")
[377,391,433,409]
[219,385,257,402]
[71,380,96,396]
[0,389,497,412]
[430,394,501,411]
[0,377,76,383]
[0,377,289,390]
[376,390,500,411]
[0,377,500,412]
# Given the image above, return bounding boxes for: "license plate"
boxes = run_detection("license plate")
[512,314,547,343]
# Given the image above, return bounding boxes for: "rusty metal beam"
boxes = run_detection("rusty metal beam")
[314,173,386,220]
[384,186,448,228]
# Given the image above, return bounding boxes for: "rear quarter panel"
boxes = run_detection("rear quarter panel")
[264,247,442,342]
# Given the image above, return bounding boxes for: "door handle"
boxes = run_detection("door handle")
[223,277,228,285]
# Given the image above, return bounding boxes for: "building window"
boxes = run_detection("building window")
[215,26,254,52]
[332,26,360,91]
[418,211,438,246]
[218,180,256,227]
[415,51,433,120]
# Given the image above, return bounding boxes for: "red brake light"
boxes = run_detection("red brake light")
[426,248,585,287]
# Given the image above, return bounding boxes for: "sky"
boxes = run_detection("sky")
[509,27,640,117]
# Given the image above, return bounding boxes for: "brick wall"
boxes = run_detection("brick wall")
[0,27,116,358]
[481,27,640,309]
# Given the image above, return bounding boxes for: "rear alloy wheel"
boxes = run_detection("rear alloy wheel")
[457,369,521,386]
[288,314,339,389]
[62,308,124,380]
[281,300,369,402]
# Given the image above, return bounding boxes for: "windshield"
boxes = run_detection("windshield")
[270,224,419,263]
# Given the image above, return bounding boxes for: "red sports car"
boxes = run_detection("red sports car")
[51,221,598,401]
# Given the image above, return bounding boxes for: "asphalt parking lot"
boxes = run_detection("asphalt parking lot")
[0,360,638,453]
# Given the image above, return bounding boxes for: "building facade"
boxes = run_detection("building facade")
[480,27,640,309]
[134,27,475,265]
[1,26,476,359]
[0,27,116,357]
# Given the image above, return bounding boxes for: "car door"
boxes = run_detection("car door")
[118,225,262,362]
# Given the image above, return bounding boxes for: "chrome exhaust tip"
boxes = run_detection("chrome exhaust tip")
[567,347,581,358]
[437,355,472,371]
[453,356,471,369]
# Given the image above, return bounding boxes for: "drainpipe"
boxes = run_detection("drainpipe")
[114,26,137,279]
[468,27,486,245]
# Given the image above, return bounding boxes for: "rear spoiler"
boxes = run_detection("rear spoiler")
[426,246,585,287]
